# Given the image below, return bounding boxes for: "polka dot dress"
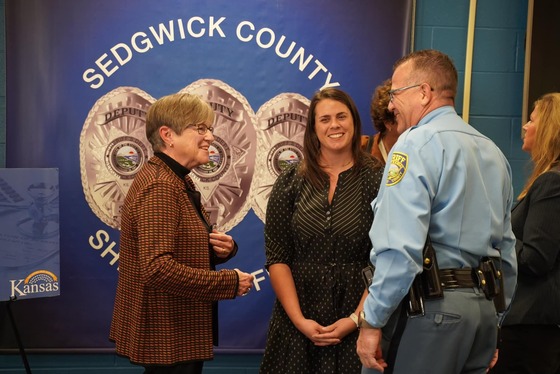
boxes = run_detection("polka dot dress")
[260,161,384,374]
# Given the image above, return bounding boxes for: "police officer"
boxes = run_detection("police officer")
[356,49,518,374]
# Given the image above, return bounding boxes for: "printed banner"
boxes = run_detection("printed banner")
[0,169,60,302]
[3,0,412,351]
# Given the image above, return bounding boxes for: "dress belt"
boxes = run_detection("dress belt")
[439,268,479,289]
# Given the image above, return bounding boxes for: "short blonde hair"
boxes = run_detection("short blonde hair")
[146,93,214,152]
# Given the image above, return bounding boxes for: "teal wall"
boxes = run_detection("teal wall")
[414,0,530,195]
[0,0,530,372]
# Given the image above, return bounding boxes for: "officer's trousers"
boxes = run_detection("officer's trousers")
[362,287,497,374]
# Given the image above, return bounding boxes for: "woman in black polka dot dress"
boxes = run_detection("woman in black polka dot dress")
[260,88,384,374]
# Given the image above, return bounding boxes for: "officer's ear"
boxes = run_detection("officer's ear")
[420,82,434,105]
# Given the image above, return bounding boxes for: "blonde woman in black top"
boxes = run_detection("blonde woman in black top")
[491,93,560,374]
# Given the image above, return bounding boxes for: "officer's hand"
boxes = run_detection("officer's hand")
[487,349,499,372]
[357,327,387,371]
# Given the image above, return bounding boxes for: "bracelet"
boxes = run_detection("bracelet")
[349,312,359,328]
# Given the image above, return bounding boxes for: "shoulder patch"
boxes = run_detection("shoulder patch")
[386,152,408,186]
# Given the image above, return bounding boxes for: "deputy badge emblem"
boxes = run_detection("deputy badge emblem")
[80,87,154,229]
[251,93,309,223]
[386,152,408,186]
[180,79,257,232]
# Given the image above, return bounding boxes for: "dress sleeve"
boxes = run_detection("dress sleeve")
[516,172,560,276]
[264,164,300,268]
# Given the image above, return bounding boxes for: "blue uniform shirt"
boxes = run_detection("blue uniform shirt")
[364,106,517,328]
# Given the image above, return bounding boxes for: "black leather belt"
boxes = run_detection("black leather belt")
[439,268,479,289]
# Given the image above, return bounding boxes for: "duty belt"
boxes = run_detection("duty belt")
[439,268,479,289]
[409,255,505,318]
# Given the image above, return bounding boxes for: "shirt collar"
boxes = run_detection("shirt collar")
[155,152,191,181]
[416,106,456,128]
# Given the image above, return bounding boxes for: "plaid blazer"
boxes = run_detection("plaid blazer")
[110,156,239,365]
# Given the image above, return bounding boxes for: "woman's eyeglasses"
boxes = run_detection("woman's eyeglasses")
[186,124,214,135]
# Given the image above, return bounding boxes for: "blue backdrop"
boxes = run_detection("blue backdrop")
[0,169,59,302]
[3,0,411,351]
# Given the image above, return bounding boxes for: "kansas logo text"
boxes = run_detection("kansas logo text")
[10,270,60,298]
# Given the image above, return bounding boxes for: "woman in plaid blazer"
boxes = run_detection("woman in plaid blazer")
[110,93,254,374]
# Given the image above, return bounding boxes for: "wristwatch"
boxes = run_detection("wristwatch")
[358,310,375,329]
[349,312,359,328]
